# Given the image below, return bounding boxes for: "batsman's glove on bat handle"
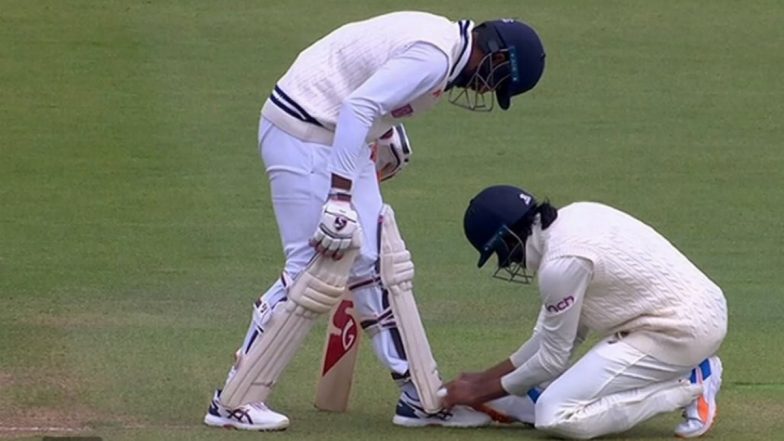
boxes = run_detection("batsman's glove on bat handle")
[310,192,362,259]
[374,124,411,182]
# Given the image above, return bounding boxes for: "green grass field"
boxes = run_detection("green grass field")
[2,1,783,440]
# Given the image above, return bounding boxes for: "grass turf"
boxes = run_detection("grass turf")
[1,1,782,440]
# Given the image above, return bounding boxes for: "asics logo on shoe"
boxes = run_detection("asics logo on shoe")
[228,409,253,424]
[435,409,454,420]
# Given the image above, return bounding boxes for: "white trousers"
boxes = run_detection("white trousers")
[234,118,409,381]
[489,336,703,440]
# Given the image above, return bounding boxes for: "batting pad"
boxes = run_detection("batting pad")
[379,204,443,414]
[221,240,360,409]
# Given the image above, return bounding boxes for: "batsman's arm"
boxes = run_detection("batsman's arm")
[327,43,447,189]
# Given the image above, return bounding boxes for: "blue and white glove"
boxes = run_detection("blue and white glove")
[310,193,362,259]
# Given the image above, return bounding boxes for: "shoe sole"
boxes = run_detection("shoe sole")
[204,413,289,431]
[392,415,490,428]
[473,404,517,424]
[675,410,719,440]
[675,357,723,438]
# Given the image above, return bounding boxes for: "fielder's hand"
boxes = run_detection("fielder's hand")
[440,378,483,409]
[440,371,504,410]
[373,124,411,182]
[310,194,362,259]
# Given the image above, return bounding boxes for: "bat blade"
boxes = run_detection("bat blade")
[314,296,361,412]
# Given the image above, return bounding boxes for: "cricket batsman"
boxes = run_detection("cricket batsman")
[440,185,728,439]
[203,11,547,430]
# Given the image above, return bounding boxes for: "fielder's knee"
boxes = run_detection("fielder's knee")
[535,394,597,440]
[533,393,563,435]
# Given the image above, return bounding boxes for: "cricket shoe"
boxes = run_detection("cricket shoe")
[477,392,539,426]
[203,389,289,431]
[392,391,491,428]
[675,356,723,438]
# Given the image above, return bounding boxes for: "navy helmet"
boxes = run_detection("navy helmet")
[481,19,546,110]
[463,186,537,283]
[450,19,545,111]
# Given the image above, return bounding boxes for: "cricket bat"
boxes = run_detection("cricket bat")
[314,295,361,412]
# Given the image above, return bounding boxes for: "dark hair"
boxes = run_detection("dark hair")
[510,200,558,238]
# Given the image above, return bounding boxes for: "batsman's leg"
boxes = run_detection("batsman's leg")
[207,239,363,430]
[377,205,441,412]
[220,237,362,405]
[349,200,490,427]
[352,281,490,428]
[204,117,343,431]
[204,280,291,431]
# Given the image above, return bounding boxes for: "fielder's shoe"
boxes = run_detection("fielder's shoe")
[203,389,289,431]
[675,356,723,438]
[478,391,539,426]
[392,391,491,428]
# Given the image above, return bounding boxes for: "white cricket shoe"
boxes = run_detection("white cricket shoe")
[392,391,491,428]
[203,389,289,431]
[479,393,538,425]
[675,356,723,438]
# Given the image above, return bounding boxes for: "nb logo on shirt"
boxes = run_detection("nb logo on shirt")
[546,296,575,313]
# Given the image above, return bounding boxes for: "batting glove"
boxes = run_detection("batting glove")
[310,193,362,259]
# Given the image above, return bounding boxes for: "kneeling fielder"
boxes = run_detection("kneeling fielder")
[440,185,728,440]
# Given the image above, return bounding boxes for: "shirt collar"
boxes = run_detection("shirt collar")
[447,20,474,84]
[525,216,545,271]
